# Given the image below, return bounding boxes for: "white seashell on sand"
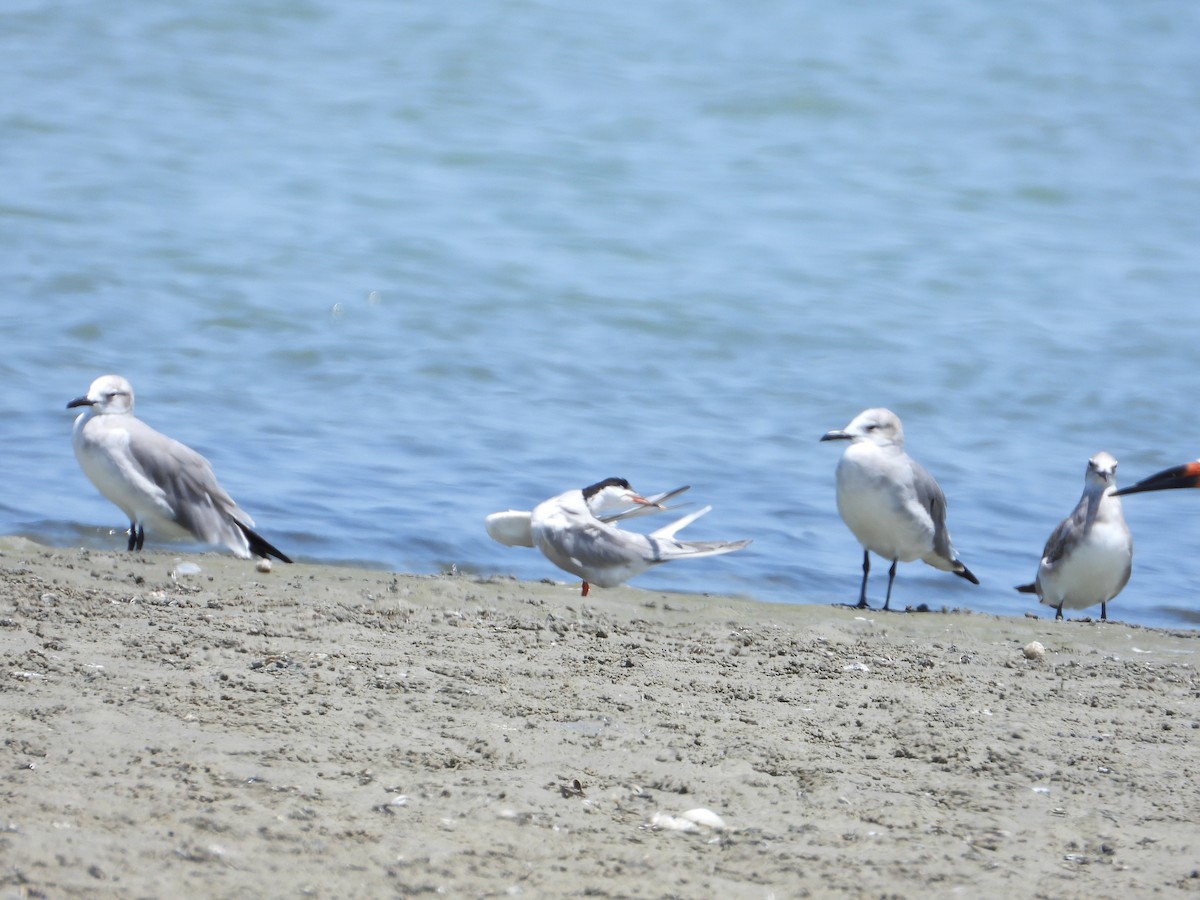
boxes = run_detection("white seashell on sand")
[650,807,727,832]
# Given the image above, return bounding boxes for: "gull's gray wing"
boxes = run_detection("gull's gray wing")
[1040,500,1088,569]
[123,418,252,541]
[911,459,952,558]
[912,458,978,582]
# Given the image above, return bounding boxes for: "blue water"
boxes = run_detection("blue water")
[3,1,1199,628]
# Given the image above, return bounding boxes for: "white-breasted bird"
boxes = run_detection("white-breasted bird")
[67,374,291,562]
[1016,452,1132,622]
[820,408,978,610]
[500,477,750,596]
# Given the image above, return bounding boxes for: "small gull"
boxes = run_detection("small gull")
[820,408,978,610]
[1016,452,1131,621]
[67,375,291,562]
[492,477,750,596]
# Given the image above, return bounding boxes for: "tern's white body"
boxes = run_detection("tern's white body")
[516,480,749,592]
[68,375,287,560]
[1026,452,1132,620]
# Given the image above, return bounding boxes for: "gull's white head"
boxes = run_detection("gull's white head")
[1086,451,1119,492]
[67,374,135,416]
[581,477,655,516]
[820,407,905,449]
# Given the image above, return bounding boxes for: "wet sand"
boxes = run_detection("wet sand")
[2,536,1198,898]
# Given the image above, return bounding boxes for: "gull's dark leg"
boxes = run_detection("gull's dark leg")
[135,524,145,551]
[856,550,870,609]
[127,523,138,552]
[883,559,898,611]
[1101,600,1107,622]
[1055,602,1064,621]
[581,581,590,597]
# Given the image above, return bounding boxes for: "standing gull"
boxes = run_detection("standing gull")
[820,408,978,610]
[514,477,750,596]
[67,374,291,562]
[1016,452,1131,622]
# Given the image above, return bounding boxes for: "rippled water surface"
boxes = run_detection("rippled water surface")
[4,0,1200,627]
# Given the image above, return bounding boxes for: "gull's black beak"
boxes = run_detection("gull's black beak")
[66,396,94,409]
[820,429,852,442]
[1113,461,1200,496]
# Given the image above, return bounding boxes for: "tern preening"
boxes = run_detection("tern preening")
[820,408,978,610]
[485,484,692,548]
[488,478,750,596]
[67,375,291,562]
[1016,452,1132,622]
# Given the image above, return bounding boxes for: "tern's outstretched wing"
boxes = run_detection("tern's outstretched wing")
[600,485,691,523]
[552,519,748,569]
[650,505,711,540]
[647,536,753,562]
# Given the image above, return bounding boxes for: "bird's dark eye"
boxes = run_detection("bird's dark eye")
[865,424,879,431]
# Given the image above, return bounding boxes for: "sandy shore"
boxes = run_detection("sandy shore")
[1,536,1198,899]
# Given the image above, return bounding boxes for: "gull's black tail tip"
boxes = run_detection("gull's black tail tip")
[955,563,980,585]
[236,521,293,564]
[1014,582,1038,594]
